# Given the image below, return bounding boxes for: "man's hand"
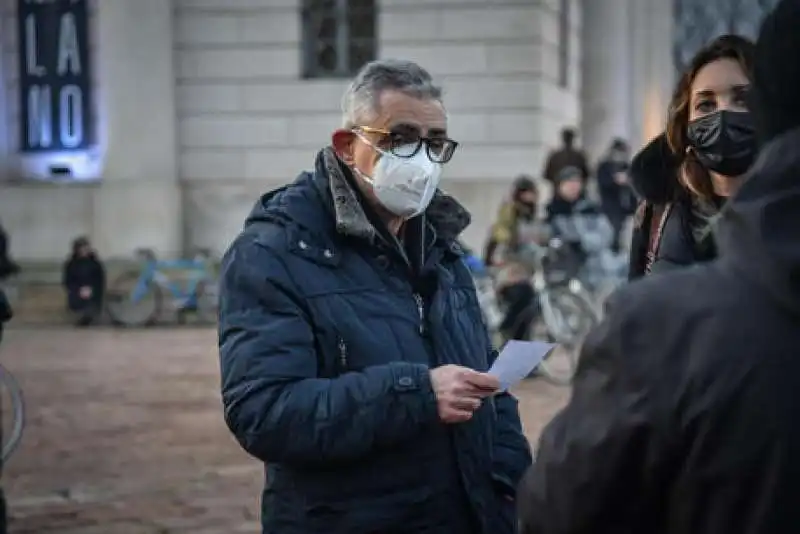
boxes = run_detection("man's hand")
[430,365,500,423]
[79,286,92,299]
[613,171,628,185]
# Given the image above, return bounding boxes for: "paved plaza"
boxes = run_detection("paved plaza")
[1,328,568,533]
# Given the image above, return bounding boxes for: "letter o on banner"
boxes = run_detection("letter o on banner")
[59,84,83,149]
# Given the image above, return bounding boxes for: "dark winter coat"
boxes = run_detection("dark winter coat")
[0,287,10,343]
[218,147,532,534]
[62,254,105,311]
[628,134,719,280]
[518,126,800,534]
[596,159,637,219]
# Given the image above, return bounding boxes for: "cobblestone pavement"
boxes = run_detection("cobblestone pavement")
[1,328,568,533]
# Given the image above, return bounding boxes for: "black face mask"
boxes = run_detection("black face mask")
[686,110,757,177]
[515,200,537,219]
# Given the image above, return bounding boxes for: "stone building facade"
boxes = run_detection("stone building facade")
[0,0,695,260]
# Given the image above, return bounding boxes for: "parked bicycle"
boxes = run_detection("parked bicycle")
[106,248,218,327]
[468,238,599,386]
[1,363,24,463]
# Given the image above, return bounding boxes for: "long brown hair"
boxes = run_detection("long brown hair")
[665,35,755,200]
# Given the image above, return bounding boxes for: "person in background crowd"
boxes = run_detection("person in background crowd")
[546,168,614,286]
[517,2,800,532]
[628,34,757,279]
[542,128,590,187]
[597,138,637,253]
[485,175,548,341]
[62,237,105,326]
[0,222,19,281]
[218,59,531,534]
[0,286,10,534]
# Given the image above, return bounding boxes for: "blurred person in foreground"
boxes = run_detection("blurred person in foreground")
[62,237,106,326]
[218,59,531,534]
[542,128,590,187]
[0,287,10,534]
[628,35,757,279]
[518,2,800,533]
[485,175,548,341]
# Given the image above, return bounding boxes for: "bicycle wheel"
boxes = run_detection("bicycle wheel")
[1,364,25,463]
[106,271,162,327]
[193,279,219,325]
[536,289,598,386]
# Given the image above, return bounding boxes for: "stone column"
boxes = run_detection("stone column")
[629,0,675,149]
[91,0,182,258]
[0,4,10,178]
[579,0,633,164]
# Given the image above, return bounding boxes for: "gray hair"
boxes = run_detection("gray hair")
[341,59,444,128]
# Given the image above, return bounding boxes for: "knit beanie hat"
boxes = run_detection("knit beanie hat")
[751,0,800,142]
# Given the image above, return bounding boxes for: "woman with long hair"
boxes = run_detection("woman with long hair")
[628,34,757,279]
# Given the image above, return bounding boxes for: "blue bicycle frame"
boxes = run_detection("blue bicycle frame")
[130,258,211,308]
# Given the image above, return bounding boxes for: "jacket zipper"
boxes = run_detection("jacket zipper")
[337,337,348,369]
[413,293,425,335]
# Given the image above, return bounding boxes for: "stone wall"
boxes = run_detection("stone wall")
[177,0,582,253]
[0,0,582,260]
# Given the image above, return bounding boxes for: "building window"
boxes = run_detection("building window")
[301,0,377,79]
[557,0,570,88]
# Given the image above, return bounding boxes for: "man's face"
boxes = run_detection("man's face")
[333,90,448,197]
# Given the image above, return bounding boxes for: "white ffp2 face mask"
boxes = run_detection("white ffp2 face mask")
[356,143,443,218]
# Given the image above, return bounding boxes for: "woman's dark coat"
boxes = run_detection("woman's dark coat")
[627,134,718,279]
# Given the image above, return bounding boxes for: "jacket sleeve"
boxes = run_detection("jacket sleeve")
[491,203,515,245]
[517,296,671,533]
[0,288,10,323]
[218,237,439,466]
[596,161,617,193]
[62,260,74,289]
[543,152,557,184]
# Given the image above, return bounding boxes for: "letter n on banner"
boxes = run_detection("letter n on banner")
[17,0,93,152]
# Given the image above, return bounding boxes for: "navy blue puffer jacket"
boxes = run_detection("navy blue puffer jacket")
[218,148,532,534]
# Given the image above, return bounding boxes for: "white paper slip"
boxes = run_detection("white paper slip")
[488,340,556,391]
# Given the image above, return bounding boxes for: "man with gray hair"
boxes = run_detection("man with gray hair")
[218,59,531,533]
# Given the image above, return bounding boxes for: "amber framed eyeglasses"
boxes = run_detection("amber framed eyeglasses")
[355,125,459,164]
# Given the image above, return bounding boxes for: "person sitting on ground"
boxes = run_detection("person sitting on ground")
[62,237,106,326]
[0,222,20,281]
[486,176,549,341]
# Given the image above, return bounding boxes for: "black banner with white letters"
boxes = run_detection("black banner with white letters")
[17,0,93,152]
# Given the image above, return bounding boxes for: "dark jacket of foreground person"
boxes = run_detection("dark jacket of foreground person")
[518,124,800,533]
[218,148,531,534]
